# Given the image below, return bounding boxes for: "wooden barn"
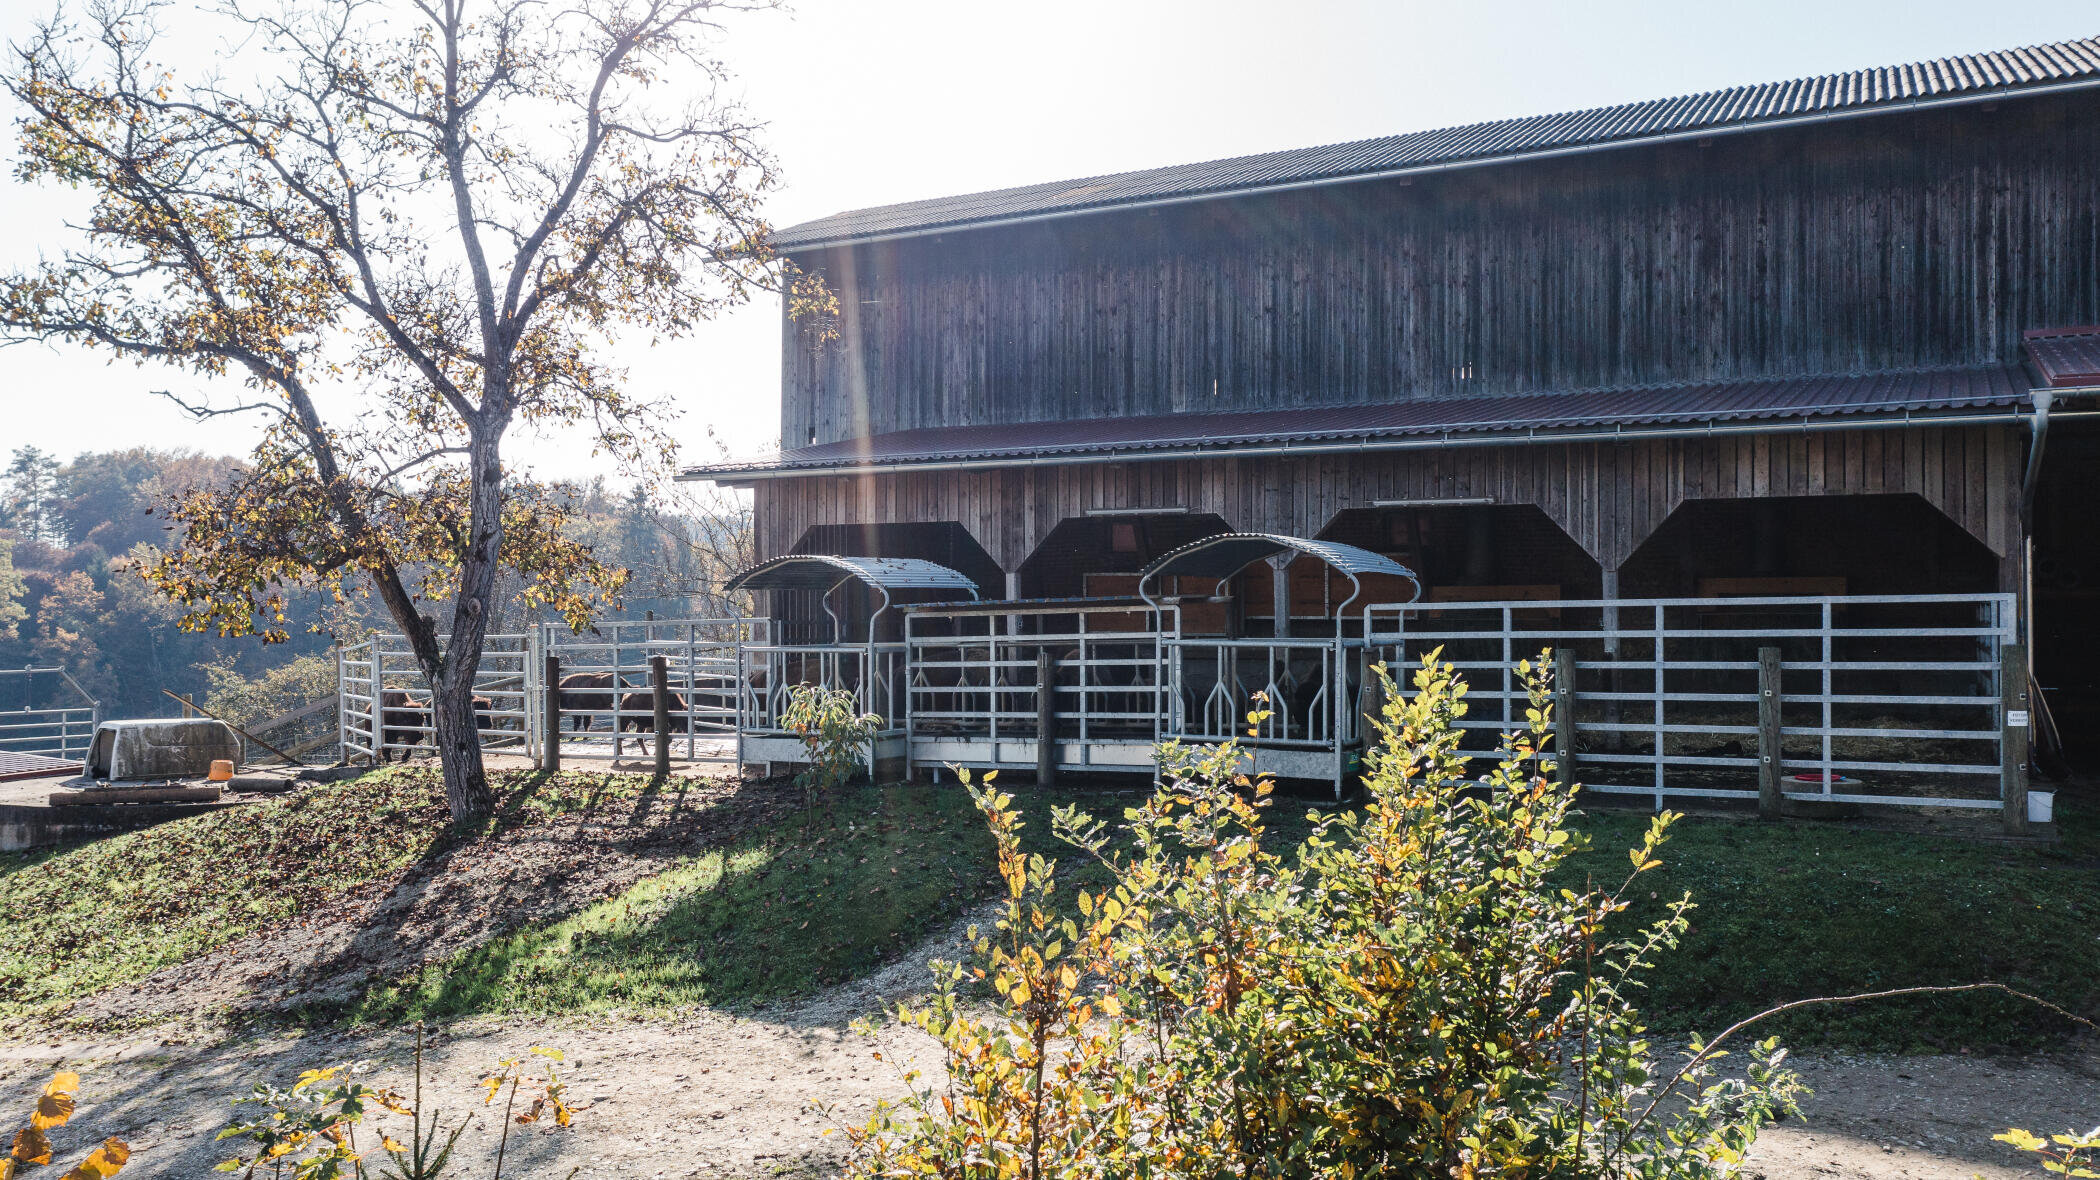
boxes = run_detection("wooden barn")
[686,36,2100,826]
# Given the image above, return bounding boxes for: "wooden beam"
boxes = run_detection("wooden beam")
[1758,646,1782,819]
[2002,643,2030,836]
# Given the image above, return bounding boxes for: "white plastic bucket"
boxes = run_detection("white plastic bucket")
[2028,790,2055,824]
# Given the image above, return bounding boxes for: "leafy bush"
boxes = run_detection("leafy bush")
[782,683,881,815]
[215,1031,575,1180]
[1996,1126,2100,1176]
[3,1069,130,1179]
[841,654,1804,1178]
[201,652,340,757]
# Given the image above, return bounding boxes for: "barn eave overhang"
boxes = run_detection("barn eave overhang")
[681,397,2069,487]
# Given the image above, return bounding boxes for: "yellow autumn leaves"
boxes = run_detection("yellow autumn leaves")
[483,1046,577,1128]
[1,1073,128,1180]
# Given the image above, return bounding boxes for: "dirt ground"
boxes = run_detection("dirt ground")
[4,939,2096,1179]
[4,760,2095,1178]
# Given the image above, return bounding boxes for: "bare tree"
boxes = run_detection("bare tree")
[1,0,833,820]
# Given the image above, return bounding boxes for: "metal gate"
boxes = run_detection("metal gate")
[0,666,99,763]
[336,633,538,763]
[1365,593,2017,811]
[540,617,767,763]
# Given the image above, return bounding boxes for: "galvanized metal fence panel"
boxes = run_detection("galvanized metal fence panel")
[1364,593,2015,810]
[741,642,907,737]
[0,666,99,761]
[904,630,1163,746]
[1165,637,1354,749]
[335,633,538,761]
[544,618,765,762]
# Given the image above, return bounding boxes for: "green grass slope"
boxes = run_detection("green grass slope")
[5,759,2093,1052]
[0,768,689,1026]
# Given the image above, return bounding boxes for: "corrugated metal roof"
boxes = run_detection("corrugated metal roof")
[772,36,2100,249]
[721,554,980,596]
[2024,327,2100,387]
[684,365,2032,480]
[1140,534,1420,591]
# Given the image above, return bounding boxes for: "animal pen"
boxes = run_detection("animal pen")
[0,666,98,773]
[328,534,2032,828]
[336,619,767,766]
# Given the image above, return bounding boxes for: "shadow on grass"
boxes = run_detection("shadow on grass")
[336,783,1001,1023]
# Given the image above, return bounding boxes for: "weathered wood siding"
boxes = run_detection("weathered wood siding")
[755,424,2020,575]
[783,94,2100,448]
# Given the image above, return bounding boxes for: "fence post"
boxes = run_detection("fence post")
[1758,646,1783,819]
[334,647,346,765]
[2002,642,2030,836]
[1036,649,1056,787]
[542,654,562,774]
[651,654,671,780]
[1553,647,1577,791]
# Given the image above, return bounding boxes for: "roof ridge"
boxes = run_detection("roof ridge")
[774,34,2100,249]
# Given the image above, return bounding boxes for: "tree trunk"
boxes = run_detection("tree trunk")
[431,661,493,821]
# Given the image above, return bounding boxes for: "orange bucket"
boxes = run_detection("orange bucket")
[208,759,234,782]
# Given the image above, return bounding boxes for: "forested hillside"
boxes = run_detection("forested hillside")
[0,446,749,721]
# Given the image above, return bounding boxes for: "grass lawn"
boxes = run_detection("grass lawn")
[1567,800,2100,1050]
[0,767,686,1026]
[334,780,1225,1023]
[5,756,2094,1052]
[340,777,2100,1050]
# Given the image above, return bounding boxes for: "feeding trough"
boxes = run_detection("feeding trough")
[86,718,242,782]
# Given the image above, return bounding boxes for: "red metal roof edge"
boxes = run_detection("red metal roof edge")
[2022,327,2100,387]
[684,366,2034,480]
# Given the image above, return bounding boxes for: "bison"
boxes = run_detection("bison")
[616,688,688,758]
[556,672,619,732]
[378,691,500,762]
[378,688,429,762]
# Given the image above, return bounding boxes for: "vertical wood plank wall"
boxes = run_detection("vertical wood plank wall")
[784,96,2099,451]
[752,424,2021,577]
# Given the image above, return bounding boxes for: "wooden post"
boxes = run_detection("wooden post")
[1355,647,1385,744]
[542,654,562,773]
[1553,647,1577,791]
[2002,642,2030,836]
[1036,649,1056,787]
[651,654,671,780]
[1757,646,1783,819]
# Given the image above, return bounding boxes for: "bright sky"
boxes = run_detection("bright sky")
[3,0,2097,481]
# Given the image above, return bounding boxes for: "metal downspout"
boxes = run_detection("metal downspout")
[2019,389,2054,768]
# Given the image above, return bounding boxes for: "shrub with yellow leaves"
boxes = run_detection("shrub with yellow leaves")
[2,1071,129,1180]
[1996,1126,2100,1177]
[841,652,1806,1179]
[216,1030,577,1180]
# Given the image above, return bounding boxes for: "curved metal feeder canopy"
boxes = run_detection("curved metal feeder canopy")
[1137,533,1420,801]
[723,554,980,643]
[1137,533,1420,627]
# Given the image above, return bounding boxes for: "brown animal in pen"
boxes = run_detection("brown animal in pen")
[556,672,619,730]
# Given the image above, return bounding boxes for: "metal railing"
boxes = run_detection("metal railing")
[738,642,907,738]
[336,633,538,762]
[905,630,1165,745]
[543,617,766,761]
[1365,593,2016,810]
[0,666,99,762]
[1165,637,1353,748]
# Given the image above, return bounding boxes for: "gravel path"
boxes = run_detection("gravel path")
[5,764,2092,1178]
[4,1002,2094,1178]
